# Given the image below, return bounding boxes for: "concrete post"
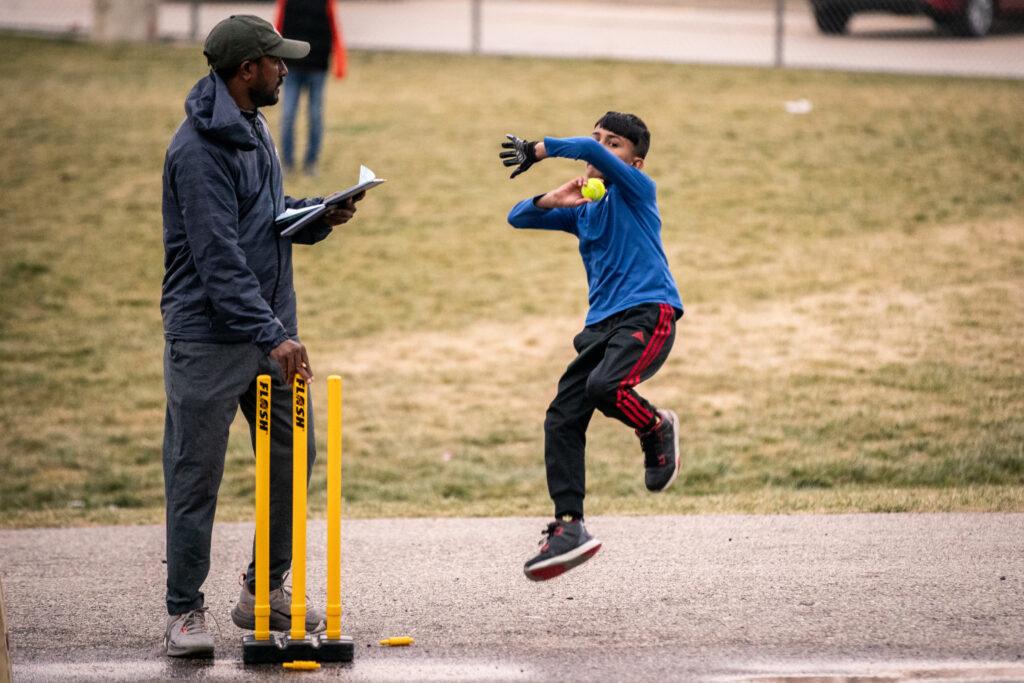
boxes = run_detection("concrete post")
[92,0,160,42]
[774,0,785,67]
[470,0,482,54]
[190,0,201,42]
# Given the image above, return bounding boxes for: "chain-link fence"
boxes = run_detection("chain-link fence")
[1,0,1021,78]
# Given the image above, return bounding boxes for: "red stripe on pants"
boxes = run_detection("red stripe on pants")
[615,304,673,427]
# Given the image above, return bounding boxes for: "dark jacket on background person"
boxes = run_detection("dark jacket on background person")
[280,0,333,71]
[161,72,331,353]
[275,0,347,77]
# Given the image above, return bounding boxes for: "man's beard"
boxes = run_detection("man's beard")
[249,81,280,108]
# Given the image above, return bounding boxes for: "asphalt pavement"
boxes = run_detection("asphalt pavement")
[2,513,1023,681]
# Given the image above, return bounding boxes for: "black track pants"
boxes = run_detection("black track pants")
[544,303,678,518]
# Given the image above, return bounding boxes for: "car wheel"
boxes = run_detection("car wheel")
[814,7,851,34]
[950,0,994,36]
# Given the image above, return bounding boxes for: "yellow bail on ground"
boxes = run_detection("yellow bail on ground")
[283,660,321,670]
[379,636,415,647]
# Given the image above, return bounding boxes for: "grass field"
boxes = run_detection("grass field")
[0,35,1021,528]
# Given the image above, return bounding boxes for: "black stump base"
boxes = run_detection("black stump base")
[242,633,355,664]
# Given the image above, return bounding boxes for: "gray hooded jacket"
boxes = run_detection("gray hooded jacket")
[161,72,330,353]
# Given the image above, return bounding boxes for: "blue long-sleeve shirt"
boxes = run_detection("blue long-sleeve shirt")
[507,136,683,326]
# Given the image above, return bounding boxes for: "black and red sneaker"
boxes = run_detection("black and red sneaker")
[639,409,681,492]
[523,518,601,581]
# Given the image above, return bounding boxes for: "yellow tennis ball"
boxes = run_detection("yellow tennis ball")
[581,177,606,201]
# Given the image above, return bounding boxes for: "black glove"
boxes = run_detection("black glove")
[500,134,539,179]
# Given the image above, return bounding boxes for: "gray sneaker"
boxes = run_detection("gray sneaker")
[164,608,215,658]
[230,576,326,633]
[639,409,681,492]
[523,518,602,581]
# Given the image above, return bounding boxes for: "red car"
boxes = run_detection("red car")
[811,0,1024,36]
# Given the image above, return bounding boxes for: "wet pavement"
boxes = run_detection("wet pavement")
[2,514,1023,681]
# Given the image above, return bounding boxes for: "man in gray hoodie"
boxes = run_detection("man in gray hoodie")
[160,15,360,657]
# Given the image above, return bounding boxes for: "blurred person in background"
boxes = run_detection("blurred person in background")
[275,0,347,176]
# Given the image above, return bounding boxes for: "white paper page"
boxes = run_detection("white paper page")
[358,165,376,184]
[275,204,323,223]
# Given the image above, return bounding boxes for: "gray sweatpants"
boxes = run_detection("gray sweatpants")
[162,340,315,615]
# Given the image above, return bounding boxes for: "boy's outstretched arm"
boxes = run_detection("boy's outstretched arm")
[540,137,652,201]
[499,133,651,201]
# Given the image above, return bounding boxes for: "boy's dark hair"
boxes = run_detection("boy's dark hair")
[595,111,650,159]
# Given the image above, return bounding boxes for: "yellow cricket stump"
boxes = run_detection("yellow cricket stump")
[291,375,308,641]
[326,375,343,640]
[242,372,354,665]
[254,375,272,641]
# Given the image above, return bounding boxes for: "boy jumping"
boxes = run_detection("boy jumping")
[499,112,684,581]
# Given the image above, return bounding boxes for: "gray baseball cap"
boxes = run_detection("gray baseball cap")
[203,15,310,70]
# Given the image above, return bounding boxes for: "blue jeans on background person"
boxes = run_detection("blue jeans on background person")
[280,69,328,173]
